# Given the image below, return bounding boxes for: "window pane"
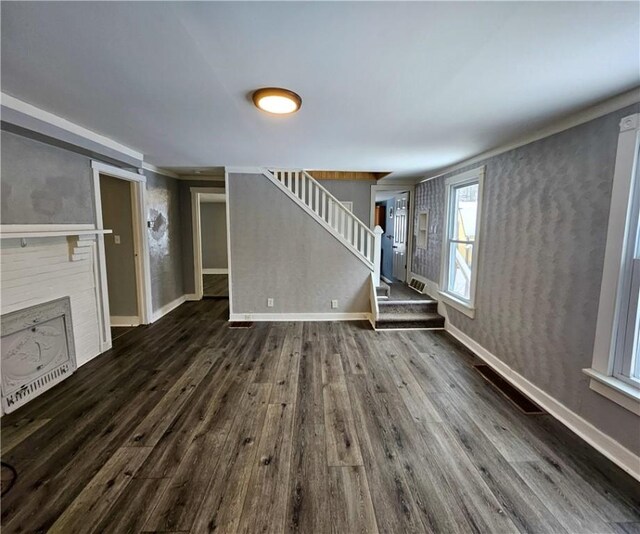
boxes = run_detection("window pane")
[451,183,478,242]
[448,242,473,300]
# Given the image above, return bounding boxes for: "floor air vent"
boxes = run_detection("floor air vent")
[474,364,545,415]
[408,278,426,293]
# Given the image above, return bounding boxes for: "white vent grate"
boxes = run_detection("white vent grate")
[3,363,73,413]
[408,277,426,294]
[1,297,76,414]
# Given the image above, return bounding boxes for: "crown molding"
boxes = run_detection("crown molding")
[1,93,143,161]
[141,162,180,179]
[418,87,640,184]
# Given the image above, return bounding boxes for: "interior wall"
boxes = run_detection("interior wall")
[1,129,95,224]
[99,175,138,318]
[318,179,375,225]
[228,172,371,315]
[413,103,640,455]
[200,202,228,269]
[146,170,184,311]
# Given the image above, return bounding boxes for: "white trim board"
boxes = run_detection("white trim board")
[0,224,96,233]
[419,88,640,184]
[110,316,140,327]
[92,161,145,183]
[2,93,143,161]
[225,170,235,317]
[229,312,371,322]
[151,295,187,323]
[446,323,640,482]
[203,268,228,275]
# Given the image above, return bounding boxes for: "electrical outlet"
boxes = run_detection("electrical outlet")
[114,235,121,244]
[267,298,274,308]
[331,299,339,309]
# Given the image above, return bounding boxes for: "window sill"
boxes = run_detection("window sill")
[438,291,475,319]
[582,368,640,416]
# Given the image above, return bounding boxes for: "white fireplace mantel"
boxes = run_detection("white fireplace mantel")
[0,224,112,239]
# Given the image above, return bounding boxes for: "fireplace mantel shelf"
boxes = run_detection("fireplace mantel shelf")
[0,229,113,239]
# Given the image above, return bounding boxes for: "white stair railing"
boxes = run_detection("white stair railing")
[268,170,382,281]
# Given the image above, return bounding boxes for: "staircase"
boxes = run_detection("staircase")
[376,298,445,330]
[264,168,444,330]
[370,276,445,330]
[267,169,383,283]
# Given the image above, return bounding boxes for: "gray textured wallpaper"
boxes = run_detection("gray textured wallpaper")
[318,179,375,224]
[1,130,94,224]
[413,104,640,454]
[146,171,184,311]
[228,173,371,314]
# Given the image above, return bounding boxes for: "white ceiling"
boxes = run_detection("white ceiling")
[2,2,639,180]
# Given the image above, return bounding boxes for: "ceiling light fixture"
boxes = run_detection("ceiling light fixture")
[252,87,302,115]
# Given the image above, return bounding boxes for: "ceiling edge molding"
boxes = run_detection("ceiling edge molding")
[142,162,180,179]
[177,175,225,182]
[417,86,640,184]
[1,92,144,161]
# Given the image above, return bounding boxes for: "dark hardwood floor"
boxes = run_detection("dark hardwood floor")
[203,274,228,298]
[2,299,639,533]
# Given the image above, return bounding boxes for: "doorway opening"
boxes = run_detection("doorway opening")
[374,189,410,283]
[191,187,228,300]
[100,174,140,328]
[370,184,420,301]
[92,161,152,351]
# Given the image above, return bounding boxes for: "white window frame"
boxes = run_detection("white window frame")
[439,166,485,319]
[584,113,640,415]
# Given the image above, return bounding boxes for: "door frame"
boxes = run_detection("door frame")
[191,187,226,300]
[92,161,152,351]
[370,184,415,283]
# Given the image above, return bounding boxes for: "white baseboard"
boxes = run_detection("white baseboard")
[446,323,640,482]
[151,295,187,322]
[185,293,199,301]
[229,312,371,322]
[110,316,140,327]
[203,268,228,275]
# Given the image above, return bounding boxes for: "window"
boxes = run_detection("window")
[614,186,640,387]
[439,167,484,318]
[586,113,640,414]
[416,211,429,250]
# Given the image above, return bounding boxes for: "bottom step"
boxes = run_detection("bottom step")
[375,316,445,330]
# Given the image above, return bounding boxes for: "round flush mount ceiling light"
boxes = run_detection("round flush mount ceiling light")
[252,87,302,115]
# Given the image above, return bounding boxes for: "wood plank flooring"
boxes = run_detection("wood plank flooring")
[203,274,229,297]
[2,299,639,533]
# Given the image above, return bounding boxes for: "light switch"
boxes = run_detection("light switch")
[267,298,274,308]
[331,299,339,309]
[114,235,121,244]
